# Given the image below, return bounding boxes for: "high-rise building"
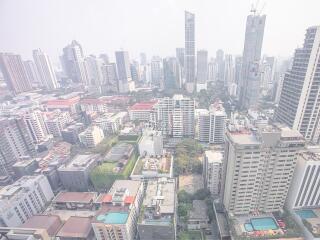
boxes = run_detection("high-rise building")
[0,53,32,94]
[204,150,223,197]
[140,52,147,66]
[196,50,208,92]
[238,13,266,109]
[0,117,35,176]
[208,58,217,83]
[154,95,195,137]
[224,55,235,92]
[163,57,181,90]
[216,49,225,83]
[198,102,226,144]
[260,56,276,95]
[150,56,162,88]
[286,146,320,210]
[61,40,88,84]
[115,50,135,93]
[130,60,140,83]
[275,26,320,143]
[79,126,105,148]
[223,123,305,216]
[33,49,59,90]
[84,55,103,86]
[176,48,185,69]
[101,63,118,93]
[234,56,242,85]
[23,60,41,86]
[99,53,109,64]
[0,175,54,227]
[184,11,195,93]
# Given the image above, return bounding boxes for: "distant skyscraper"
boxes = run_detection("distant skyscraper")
[234,56,242,85]
[184,11,195,93]
[130,61,140,83]
[84,55,103,86]
[99,54,109,64]
[33,49,59,90]
[140,52,147,66]
[275,26,320,143]
[196,50,208,84]
[61,40,88,85]
[23,60,41,86]
[176,48,185,69]
[216,49,225,83]
[101,63,118,93]
[224,55,235,96]
[0,53,32,94]
[208,58,217,83]
[260,56,276,95]
[238,13,266,109]
[115,50,135,93]
[163,57,181,90]
[150,56,162,88]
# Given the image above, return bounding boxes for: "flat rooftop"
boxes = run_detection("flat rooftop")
[132,155,172,176]
[53,192,97,203]
[21,215,62,236]
[56,216,92,238]
[205,150,223,164]
[59,154,98,171]
[105,143,134,162]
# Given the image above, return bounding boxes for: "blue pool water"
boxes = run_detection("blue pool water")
[97,212,128,224]
[244,223,254,232]
[251,217,279,231]
[296,210,317,219]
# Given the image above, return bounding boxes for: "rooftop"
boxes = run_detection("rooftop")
[105,143,134,162]
[56,216,92,238]
[53,192,97,204]
[205,150,223,164]
[129,100,158,111]
[59,154,99,171]
[21,215,62,236]
[132,155,172,176]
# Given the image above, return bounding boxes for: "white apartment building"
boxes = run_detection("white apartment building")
[204,150,222,197]
[92,180,143,240]
[93,112,128,134]
[23,109,50,143]
[138,129,163,156]
[45,110,72,137]
[0,175,54,227]
[198,102,226,144]
[154,95,195,137]
[223,123,305,216]
[128,101,158,122]
[286,146,320,210]
[79,126,105,148]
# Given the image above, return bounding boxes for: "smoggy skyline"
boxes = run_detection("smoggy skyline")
[1,0,320,64]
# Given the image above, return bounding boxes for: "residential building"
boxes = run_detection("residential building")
[93,112,127,134]
[56,216,95,240]
[45,110,72,137]
[79,126,105,148]
[52,192,97,210]
[187,200,209,230]
[138,178,177,240]
[33,49,59,90]
[101,63,118,93]
[154,95,195,137]
[128,100,158,122]
[80,98,108,113]
[185,11,195,93]
[61,123,85,144]
[223,123,305,216]
[204,150,223,197]
[0,53,32,94]
[275,26,320,143]
[23,60,41,86]
[58,154,99,191]
[138,129,163,156]
[45,95,80,114]
[238,13,266,109]
[115,51,135,93]
[0,117,35,176]
[0,175,54,227]
[198,102,226,144]
[92,180,144,240]
[12,158,39,178]
[84,55,103,86]
[286,146,320,209]
[0,227,50,239]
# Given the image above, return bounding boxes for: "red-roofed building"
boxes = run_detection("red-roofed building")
[80,98,108,113]
[45,96,80,114]
[128,100,158,121]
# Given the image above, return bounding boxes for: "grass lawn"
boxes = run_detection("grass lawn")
[179,231,204,240]
[90,150,138,191]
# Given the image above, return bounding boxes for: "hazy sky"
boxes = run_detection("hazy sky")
[1,0,320,63]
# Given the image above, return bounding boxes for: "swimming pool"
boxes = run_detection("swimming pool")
[296,209,317,219]
[244,223,254,232]
[250,217,279,231]
[97,212,129,224]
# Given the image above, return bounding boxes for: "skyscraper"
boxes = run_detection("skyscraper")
[196,50,208,92]
[224,54,234,87]
[163,57,181,90]
[23,60,41,86]
[150,56,162,88]
[33,49,59,90]
[238,13,266,109]
[184,11,195,93]
[216,49,225,83]
[84,55,103,86]
[176,48,185,69]
[115,50,135,93]
[275,26,320,143]
[61,40,88,85]
[101,63,118,93]
[0,53,32,94]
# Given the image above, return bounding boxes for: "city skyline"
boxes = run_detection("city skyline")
[1,0,320,64]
